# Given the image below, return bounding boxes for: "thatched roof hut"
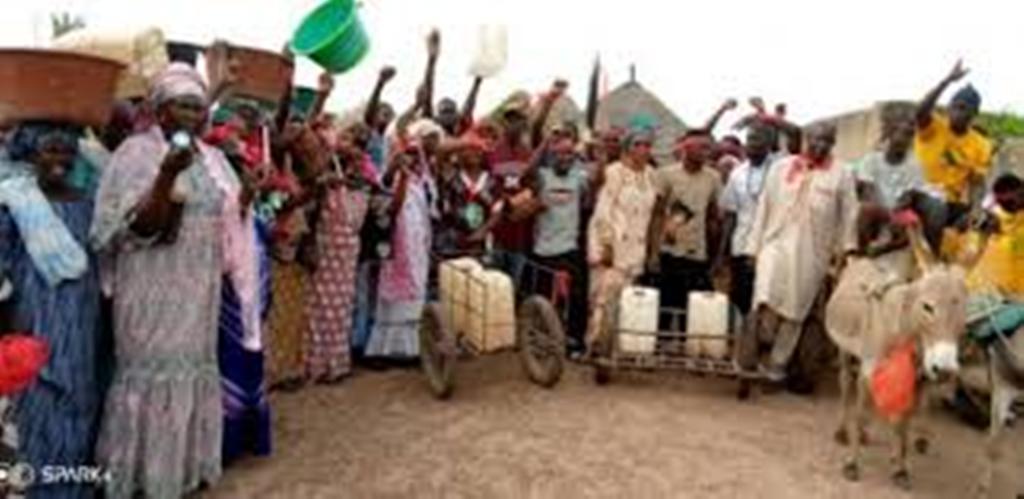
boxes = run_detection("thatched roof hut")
[595,73,686,165]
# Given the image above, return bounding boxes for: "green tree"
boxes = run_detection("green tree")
[977,111,1024,145]
[50,12,85,39]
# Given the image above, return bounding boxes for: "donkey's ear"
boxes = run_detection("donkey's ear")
[906,223,937,273]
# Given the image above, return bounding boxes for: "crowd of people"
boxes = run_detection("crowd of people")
[0,25,1023,499]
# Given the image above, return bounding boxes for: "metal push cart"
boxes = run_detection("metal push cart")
[590,295,768,391]
[418,251,570,399]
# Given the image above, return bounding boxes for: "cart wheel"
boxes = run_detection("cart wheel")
[419,302,456,400]
[517,296,565,388]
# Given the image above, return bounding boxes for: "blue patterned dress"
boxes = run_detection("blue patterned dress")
[218,219,272,464]
[0,199,107,499]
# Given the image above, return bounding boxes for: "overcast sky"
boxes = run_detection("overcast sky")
[4,0,1023,128]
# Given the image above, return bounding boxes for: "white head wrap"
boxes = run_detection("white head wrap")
[408,119,445,141]
[150,62,207,105]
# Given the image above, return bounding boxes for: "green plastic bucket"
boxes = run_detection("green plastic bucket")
[291,0,370,74]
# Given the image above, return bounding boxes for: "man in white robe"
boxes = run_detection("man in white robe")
[745,122,859,382]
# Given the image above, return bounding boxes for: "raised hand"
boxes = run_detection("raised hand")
[722,98,739,111]
[550,79,569,99]
[415,84,430,107]
[946,59,969,84]
[427,29,441,59]
[749,97,766,114]
[317,72,336,95]
[379,66,397,83]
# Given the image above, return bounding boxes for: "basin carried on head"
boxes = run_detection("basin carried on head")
[0,49,125,128]
[166,40,205,67]
[52,27,167,100]
[291,0,369,74]
[208,43,294,105]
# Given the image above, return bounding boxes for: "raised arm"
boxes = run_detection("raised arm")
[917,60,969,130]
[776,118,804,155]
[364,66,397,127]
[532,80,568,149]
[422,29,441,119]
[700,98,739,134]
[458,77,484,136]
[307,72,335,124]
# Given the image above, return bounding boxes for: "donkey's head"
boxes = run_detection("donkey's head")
[911,264,969,380]
[898,210,969,379]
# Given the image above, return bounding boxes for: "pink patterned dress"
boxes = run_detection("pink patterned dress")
[305,185,368,380]
[366,170,435,359]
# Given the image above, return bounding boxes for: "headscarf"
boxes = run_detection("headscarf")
[5,122,81,163]
[408,119,445,142]
[624,126,655,149]
[149,62,207,106]
[952,85,982,113]
[0,123,89,286]
[628,113,658,132]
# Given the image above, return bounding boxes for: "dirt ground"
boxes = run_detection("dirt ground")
[202,354,1023,499]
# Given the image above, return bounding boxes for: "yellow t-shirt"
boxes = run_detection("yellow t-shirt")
[967,208,1024,299]
[914,113,993,204]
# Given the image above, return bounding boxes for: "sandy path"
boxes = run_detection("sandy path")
[203,354,1022,498]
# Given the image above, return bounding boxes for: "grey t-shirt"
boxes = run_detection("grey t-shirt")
[850,151,930,209]
[534,165,589,257]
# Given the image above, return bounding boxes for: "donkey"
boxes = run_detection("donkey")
[972,323,1024,497]
[825,225,968,490]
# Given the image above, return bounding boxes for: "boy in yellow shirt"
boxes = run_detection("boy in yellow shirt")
[967,174,1024,299]
[915,60,994,208]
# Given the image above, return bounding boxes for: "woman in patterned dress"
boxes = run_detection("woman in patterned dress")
[0,122,108,499]
[263,149,312,390]
[366,143,437,360]
[304,127,373,383]
[91,64,244,499]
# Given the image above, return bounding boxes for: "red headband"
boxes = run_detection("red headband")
[676,134,711,154]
